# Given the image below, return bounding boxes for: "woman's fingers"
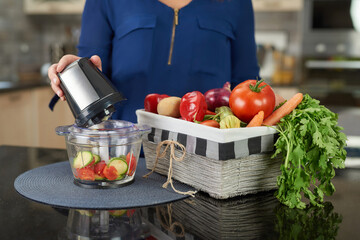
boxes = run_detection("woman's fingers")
[90,55,102,71]
[49,54,79,101]
[50,82,66,101]
[48,63,58,85]
[48,54,102,101]
[48,63,64,100]
[56,55,81,73]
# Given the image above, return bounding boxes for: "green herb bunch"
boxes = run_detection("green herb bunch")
[273,94,347,209]
[274,202,342,239]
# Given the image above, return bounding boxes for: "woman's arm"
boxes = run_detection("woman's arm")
[230,0,260,89]
[77,0,114,76]
[48,0,112,100]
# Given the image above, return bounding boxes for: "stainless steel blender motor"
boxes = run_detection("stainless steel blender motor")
[57,58,123,127]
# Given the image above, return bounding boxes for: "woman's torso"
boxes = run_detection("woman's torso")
[79,0,259,122]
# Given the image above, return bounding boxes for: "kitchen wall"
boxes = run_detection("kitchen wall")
[0,1,302,84]
[254,11,303,85]
[255,11,303,59]
[0,0,81,82]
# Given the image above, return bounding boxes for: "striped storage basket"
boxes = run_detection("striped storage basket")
[136,110,282,199]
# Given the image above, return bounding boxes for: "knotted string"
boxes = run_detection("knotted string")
[156,204,185,237]
[143,140,197,197]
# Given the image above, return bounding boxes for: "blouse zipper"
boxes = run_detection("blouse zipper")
[168,8,179,65]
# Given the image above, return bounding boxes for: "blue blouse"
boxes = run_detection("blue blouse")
[78,0,260,123]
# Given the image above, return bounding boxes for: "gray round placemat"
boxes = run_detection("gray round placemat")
[14,159,195,209]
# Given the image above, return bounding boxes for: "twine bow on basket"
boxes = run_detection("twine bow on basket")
[143,140,197,197]
[156,204,185,237]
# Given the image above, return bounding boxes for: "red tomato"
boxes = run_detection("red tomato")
[103,165,119,181]
[144,94,169,113]
[84,159,95,170]
[126,209,136,217]
[77,168,95,181]
[200,120,220,128]
[229,80,275,123]
[180,91,207,122]
[94,160,106,177]
[126,153,137,176]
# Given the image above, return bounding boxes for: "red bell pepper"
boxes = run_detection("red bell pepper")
[180,91,207,122]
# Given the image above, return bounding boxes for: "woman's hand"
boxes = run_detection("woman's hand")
[48,54,102,101]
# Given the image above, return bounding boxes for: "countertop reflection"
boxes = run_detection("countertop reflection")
[1,146,360,240]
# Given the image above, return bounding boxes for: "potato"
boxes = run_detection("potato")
[157,96,181,118]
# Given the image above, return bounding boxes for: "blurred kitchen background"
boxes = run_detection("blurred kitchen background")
[0,0,360,151]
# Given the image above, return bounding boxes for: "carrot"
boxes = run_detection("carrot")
[246,111,264,127]
[262,93,303,126]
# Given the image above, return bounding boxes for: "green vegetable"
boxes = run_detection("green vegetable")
[76,210,95,217]
[274,100,287,111]
[219,115,240,129]
[108,157,128,175]
[73,151,93,169]
[202,114,218,121]
[272,94,347,209]
[215,106,233,118]
[215,106,243,129]
[93,154,101,164]
[274,202,342,239]
[109,209,127,217]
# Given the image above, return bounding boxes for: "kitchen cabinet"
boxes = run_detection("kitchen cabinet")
[0,90,36,147]
[0,87,73,149]
[23,0,303,14]
[33,87,74,149]
[253,0,303,11]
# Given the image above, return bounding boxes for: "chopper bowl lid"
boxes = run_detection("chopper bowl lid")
[56,120,151,139]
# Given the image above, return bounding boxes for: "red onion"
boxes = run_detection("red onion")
[204,87,231,112]
[223,81,231,92]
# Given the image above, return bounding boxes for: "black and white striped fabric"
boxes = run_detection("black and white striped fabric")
[146,127,278,161]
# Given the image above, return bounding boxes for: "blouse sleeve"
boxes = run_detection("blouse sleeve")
[230,0,260,88]
[77,0,114,76]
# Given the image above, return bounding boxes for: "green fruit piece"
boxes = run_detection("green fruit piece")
[109,210,127,217]
[116,174,125,180]
[94,174,105,180]
[108,157,128,175]
[93,154,101,164]
[76,210,94,217]
[73,151,93,169]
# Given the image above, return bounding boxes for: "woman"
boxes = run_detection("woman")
[49,0,260,123]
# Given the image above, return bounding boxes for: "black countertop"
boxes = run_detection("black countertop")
[1,145,360,240]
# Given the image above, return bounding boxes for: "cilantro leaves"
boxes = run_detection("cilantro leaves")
[274,202,342,239]
[272,94,347,209]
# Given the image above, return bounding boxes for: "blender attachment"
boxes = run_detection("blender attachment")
[58,58,124,127]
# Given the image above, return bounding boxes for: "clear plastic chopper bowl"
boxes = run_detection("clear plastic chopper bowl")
[56,120,150,188]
